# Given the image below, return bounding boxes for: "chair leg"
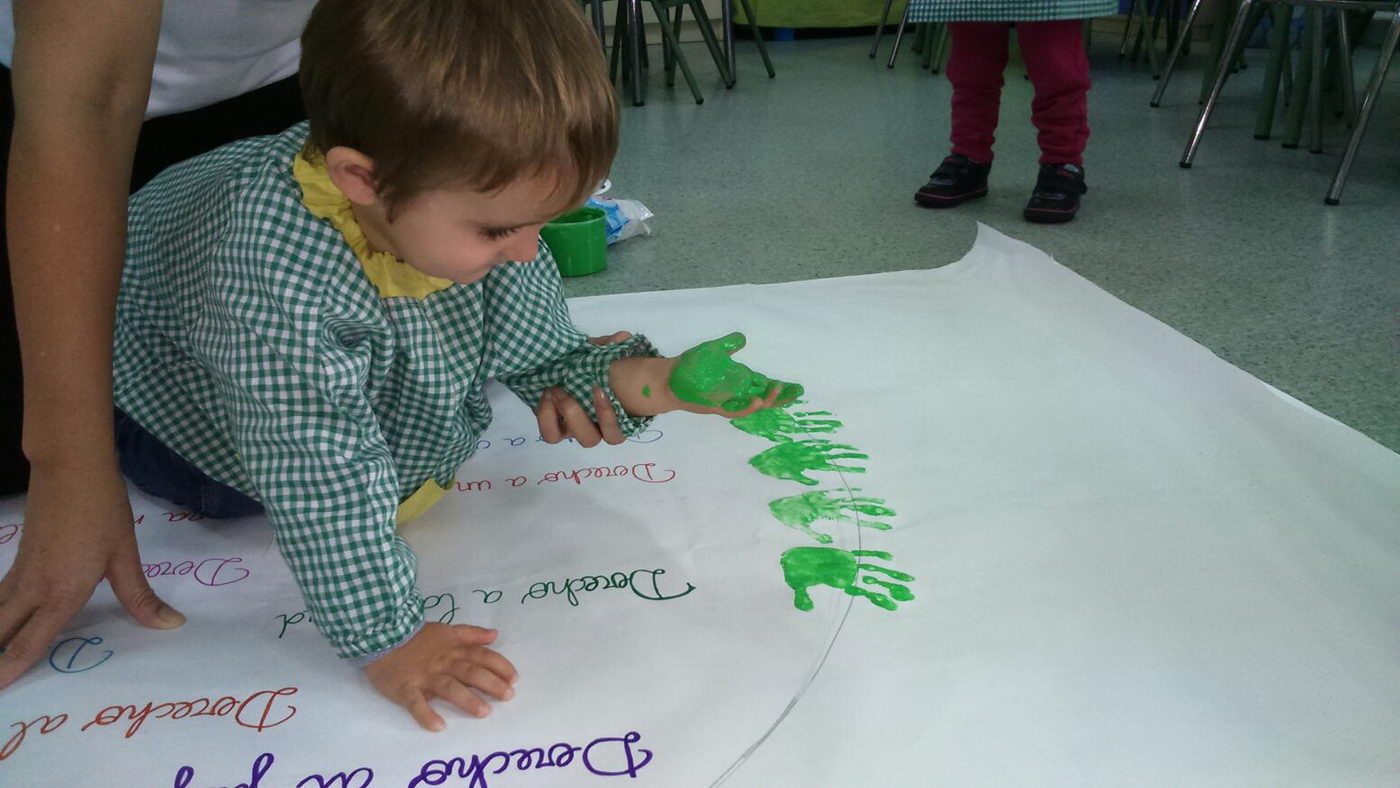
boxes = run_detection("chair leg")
[931,24,949,74]
[735,0,775,78]
[1121,0,1140,57]
[1308,7,1325,153]
[1282,36,1294,103]
[723,0,737,82]
[1326,10,1400,204]
[870,0,896,58]
[1144,0,1162,77]
[1252,3,1293,139]
[1281,6,1317,148]
[610,0,626,86]
[648,0,706,103]
[1151,0,1205,107]
[664,2,684,88]
[1335,10,1357,126]
[686,0,735,86]
[1130,0,1160,70]
[1180,0,1256,167]
[589,0,606,54]
[628,0,646,105]
[887,4,910,69]
[1199,0,1238,103]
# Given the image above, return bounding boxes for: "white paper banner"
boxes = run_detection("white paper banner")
[2,225,1397,786]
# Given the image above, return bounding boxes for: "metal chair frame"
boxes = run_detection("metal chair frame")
[1178,0,1397,203]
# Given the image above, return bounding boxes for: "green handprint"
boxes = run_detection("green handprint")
[768,489,894,544]
[731,402,843,443]
[748,439,868,485]
[780,547,915,612]
[669,332,804,412]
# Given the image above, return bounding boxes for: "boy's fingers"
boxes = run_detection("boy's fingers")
[592,387,625,445]
[405,689,445,732]
[460,646,518,685]
[761,383,783,408]
[587,331,632,345]
[717,332,746,354]
[453,662,515,701]
[721,397,765,420]
[451,625,498,646]
[434,676,491,718]
[556,394,602,448]
[537,391,564,443]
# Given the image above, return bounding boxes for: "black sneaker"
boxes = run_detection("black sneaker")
[915,154,990,208]
[1024,163,1086,224]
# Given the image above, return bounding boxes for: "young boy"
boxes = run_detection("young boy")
[113,0,793,731]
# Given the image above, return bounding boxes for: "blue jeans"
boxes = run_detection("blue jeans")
[114,409,264,519]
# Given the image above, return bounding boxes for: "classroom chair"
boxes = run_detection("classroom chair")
[610,0,731,105]
[580,0,607,51]
[1120,0,1167,77]
[869,2,949,73]
[1179,0,1398,204]
[718,0,777,84]
[1152,0,1275,107]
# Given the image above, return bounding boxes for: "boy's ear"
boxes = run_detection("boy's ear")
[324,146,380,206]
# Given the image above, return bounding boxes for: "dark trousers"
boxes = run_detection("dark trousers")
[1,66,305,496]
[115,409,264,518]
[947,20,1092,166]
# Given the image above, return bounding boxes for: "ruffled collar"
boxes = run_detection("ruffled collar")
[292,153,454,300]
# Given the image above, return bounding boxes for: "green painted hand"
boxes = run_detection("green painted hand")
[768,489,894,544]
[749,439,868,486]
[669,332,803,412]
[780,547,915,612]
[731,402,843,443]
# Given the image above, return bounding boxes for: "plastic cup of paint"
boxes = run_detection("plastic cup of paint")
[541,207,607,277]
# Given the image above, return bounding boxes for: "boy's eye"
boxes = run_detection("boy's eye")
[480,226,519,241]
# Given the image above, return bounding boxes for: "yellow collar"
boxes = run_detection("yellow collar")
[292,153,454,300]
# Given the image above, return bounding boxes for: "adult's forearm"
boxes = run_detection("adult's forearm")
[8,113,147,466]
[7,0,160,468]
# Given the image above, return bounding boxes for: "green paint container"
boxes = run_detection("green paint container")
[541,206,607,277]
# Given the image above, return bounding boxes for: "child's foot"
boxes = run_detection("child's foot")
[915,154,990,209]
[1023,163,1086,224]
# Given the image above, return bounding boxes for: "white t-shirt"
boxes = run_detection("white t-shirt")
[1,0,316,119]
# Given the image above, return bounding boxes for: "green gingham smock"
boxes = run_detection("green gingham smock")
[114,122,657,661]
[907,0,1117,23]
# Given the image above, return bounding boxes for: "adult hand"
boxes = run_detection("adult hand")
[2,0,171,690]
[0,459,184,689]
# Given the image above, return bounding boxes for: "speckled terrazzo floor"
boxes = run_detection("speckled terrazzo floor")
[566,31,1400,453]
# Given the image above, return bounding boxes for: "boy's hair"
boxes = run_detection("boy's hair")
[299,0,618,214]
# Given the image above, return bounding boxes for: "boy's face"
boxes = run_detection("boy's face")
[372,174,574,284]
[329,148,577,284]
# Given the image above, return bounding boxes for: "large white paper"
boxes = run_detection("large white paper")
[2,225,1396,786]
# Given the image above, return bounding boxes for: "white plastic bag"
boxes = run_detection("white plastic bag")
[586,194,654,245]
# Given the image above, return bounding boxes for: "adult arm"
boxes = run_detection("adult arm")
[0,0,180,690]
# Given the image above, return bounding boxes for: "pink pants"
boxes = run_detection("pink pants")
[946,20,1092,166]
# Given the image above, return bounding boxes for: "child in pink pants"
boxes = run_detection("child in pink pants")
[916,20,1094,223]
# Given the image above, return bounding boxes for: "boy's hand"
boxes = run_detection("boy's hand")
[605,333,802,420]
[536,332,633,447]
[537,385,627,446]
[667,333,803,413]
[364,623,517,731]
